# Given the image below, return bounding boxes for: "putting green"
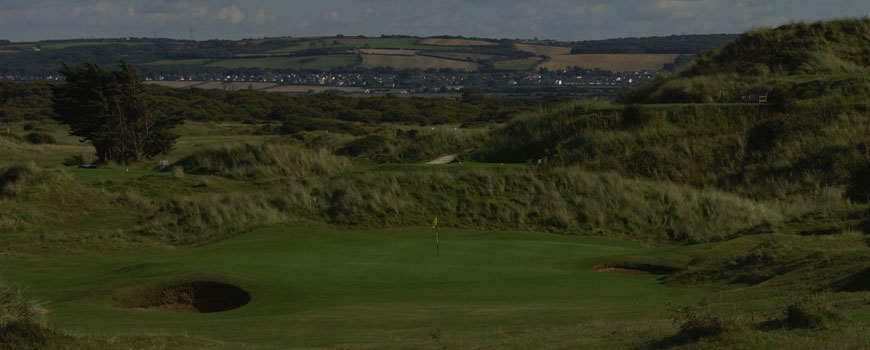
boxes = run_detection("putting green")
[1,224,693,348]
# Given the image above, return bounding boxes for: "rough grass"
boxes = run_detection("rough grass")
[324,167,779,244]
[174,141,350,179]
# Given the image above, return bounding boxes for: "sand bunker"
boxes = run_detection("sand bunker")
[593,263,677,275]
[131,282,250,313]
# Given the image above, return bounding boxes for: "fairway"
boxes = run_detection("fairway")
[1,225,689,349]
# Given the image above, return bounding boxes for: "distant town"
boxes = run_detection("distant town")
[2,70,659,95]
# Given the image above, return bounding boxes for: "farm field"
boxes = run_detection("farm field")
[144,59,211,66]
[264,85,370,93]
[208,55,358,70]
[539,54,680,72]
[419,51,495,62]
[360,54,479,70]
[418,38,497,46]
[355,49,418,56]
[493,57,545,71]
[514,43,572,57]
[0,224,693,349]
[193,82,278,91]
[144,81,202,89]
[268,38,454,54]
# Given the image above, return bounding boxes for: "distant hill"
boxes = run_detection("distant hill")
[570,34,737,54]
[620,18,870,103]
[0,34,735,77]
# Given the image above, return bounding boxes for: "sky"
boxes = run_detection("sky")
[1,0,868,42]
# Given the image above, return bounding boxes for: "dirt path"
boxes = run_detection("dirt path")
[426,149,472,165]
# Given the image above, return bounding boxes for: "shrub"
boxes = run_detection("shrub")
[24,132,55,145]
[620,104,653,129]
[783,294,841,329]
[745,119,794,154]
[667,301,730,343]
[336,135,395,161]
[0,281,46,328]
[170,166,184,180]
[61,154,85,167]
[845,162,870,203]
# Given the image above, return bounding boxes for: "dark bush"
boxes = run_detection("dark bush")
[620,104,654,129]
[783,294,841,329]
[845,162,870,203]
[24,132,56,145]
[793,146,855,185]
[663,301,729,345]
[61,154,85,167]
[336,135,395,161]
[745,119,794,154]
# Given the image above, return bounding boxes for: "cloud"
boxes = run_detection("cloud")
[217,5,245,23]
[0,0,868,42]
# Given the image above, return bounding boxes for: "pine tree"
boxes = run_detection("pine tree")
[52,61,180,164]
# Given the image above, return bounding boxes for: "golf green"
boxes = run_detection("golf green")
[1,224,692,348]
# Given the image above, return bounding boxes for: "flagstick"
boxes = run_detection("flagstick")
[435,226,439,257]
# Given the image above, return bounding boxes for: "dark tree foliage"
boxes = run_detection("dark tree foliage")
[570,34,738,54]
[51,61,181,163]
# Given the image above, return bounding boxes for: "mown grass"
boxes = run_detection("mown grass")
[0,225,693,349]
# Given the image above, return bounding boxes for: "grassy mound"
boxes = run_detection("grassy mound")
[621,18,870,104]
[175,141,350,179]
[325,167,778,243]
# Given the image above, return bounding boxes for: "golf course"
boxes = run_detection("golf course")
[2,18,870,349]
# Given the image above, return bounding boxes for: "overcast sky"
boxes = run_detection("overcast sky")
[1,0,868,42]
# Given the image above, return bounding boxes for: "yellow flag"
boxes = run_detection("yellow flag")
[432,216,438,229]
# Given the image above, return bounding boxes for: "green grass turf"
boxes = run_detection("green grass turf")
[268,38,456,53]
[208,55,358,70]
[0,224,694,349]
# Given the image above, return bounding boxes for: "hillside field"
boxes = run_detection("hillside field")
[268,37,455,54]
[418,38,498,46]
[360,54,479,70]
[208,55,359,70]
[540,54,680,71]
[515,43,573,57]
